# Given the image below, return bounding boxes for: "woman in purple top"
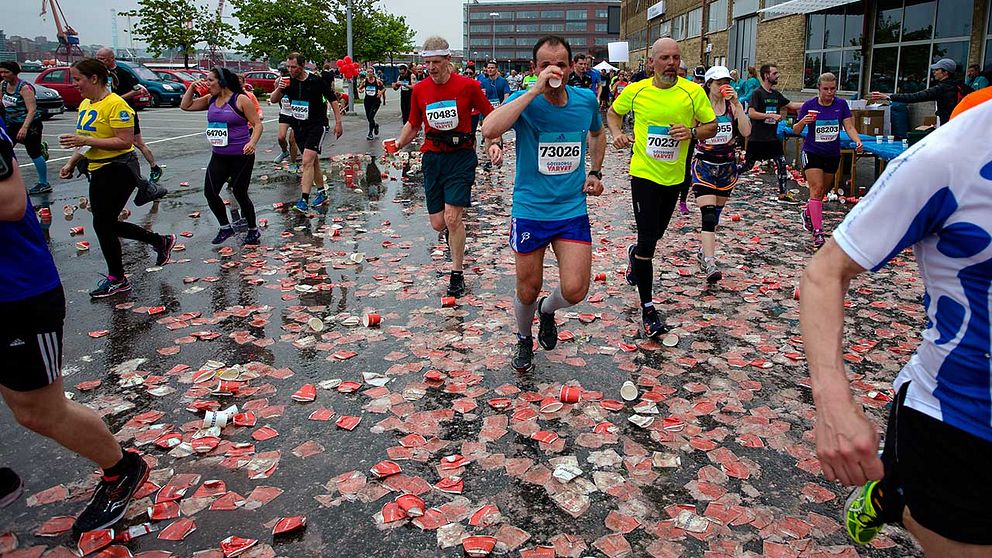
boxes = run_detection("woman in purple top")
[180,67,263,245]
[792,72,862,249]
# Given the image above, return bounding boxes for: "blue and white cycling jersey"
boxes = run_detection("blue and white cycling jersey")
[833,101,992,443]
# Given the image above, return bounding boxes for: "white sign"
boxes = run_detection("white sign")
[647,1,666,19]
[608,42,629,63]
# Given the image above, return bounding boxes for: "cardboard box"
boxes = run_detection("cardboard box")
[852,109,885,136]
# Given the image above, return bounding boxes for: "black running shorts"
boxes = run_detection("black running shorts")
[423,149,476,214]
[292,122,329,154]
[880,382,992,544]
[802,151,841,174]
[0,286,66,392]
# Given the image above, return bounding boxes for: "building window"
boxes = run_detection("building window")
[495,24,514,32]
[763,0,790,20]
[594,23,608,32]
[569,37,588,46]
[495,37,515,46]
[660,20,672,38]
[707,0,728,33]
[469,38,489,47]
[687,8,702,38]
[596,9,609,18]
[870,0,971,93]
[671,14,687,41]
[595,37,610,46]
[470,12,489,20]
[470,24,490,33]
[516,10,539,19]
[566,22,587,32]
[541,10,564,18]
[805,4,863,91]
[567,10,587,20]
[541,23,565,32]
[517,24,539,32]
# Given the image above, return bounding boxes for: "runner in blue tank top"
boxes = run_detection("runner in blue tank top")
[482,36,606,373]
[181,67,263,245]
[0,61,49,194]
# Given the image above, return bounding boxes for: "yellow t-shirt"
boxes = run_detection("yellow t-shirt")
[611,77,716,186]
[75,93,135,171]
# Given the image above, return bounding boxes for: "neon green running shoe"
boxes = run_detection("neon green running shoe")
[845,480,884,545]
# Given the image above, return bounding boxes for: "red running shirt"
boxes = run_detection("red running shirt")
[409,73,494,153]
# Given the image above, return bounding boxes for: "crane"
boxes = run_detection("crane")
[41,0,83,64]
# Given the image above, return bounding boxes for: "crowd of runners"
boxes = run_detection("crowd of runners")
[1,31,991,557]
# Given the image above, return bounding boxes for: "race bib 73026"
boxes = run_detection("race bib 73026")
[537,132,582,175]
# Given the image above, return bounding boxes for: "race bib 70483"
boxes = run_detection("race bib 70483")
[426,100,459,131]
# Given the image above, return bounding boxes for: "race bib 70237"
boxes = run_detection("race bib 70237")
[645,126,679,161]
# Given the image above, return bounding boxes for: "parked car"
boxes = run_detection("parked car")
[153,69,197,89]
[116,61,185,107]
[35,66,150,110]
[27,83,65,120]
[186,69,209,80]
[244,70,279,93]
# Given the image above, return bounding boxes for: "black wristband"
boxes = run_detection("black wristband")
[588,170,602,180]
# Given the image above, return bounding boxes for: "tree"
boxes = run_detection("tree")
[355,11,416,63]
[122,0,234,69]
[230,0,339,64]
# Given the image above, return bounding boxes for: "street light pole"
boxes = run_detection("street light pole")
[347,0,354,113]
[489,12,499,62]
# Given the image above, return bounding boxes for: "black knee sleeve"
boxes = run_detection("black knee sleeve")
[700,205,718,232]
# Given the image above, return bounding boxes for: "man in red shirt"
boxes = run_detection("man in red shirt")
[396,36,504,297]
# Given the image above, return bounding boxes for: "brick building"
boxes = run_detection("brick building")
[463,0,622,71]
[620,0,992,99]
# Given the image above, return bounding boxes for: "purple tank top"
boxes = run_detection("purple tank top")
[206,94,251,155]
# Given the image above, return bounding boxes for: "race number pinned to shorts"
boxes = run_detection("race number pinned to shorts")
[814,119,840,143]
[290,100,310,121]
[426,100,458,131]
[206,122,229,147]
[538,132,582,175]
[489,98,501,108]
[704,116,733,146]
[279,97,292,115]
[646,126,679,162]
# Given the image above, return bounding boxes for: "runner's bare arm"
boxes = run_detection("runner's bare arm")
[841,116,863,151]
[19,86,37,135]
[396,122,417,149]
[588,127,606,172]
[733,103,751,137]
[747,106,779,121]
[0,146,27,221]
[693,120,718,141]
[800,240,884,487]
[58,151,85,180]
[240,94,263,155]
[606,108,632,148]
[481,89,538,139]
[269,78,285,104]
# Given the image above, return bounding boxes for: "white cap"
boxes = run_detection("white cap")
[704,66,732,83]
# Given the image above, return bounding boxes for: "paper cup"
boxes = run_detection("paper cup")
[308,317,324,332]
[441,296,456,307]
[807,110,818,121]
[549,76,562,88]
[720,85,734,98]
[383,138,398,154]
[559,385,581,404]
[539,396,563,413]
[875,135,883,143]
[594,273,607,282]
[886,135,894,143]
[363,313,381,327]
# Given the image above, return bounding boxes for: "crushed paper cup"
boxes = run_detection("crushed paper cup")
[362,313,381,327]
[394,494,424,517]
[620,381,638,401]
[75,241,90,251]
[462,535,497,557]
[220,535,257,558]
[370,460,402,478]
[78,529,115,555]
[628,414,655,428]
[731,214,742,222]
[440,296,456,307]
[308,317,324,332]
[662,333,680,347]
[552,463,583,483]
[272,516,306,536]
[594,272,607,282]
[539,397,563,413]
[69,226,84,236]
[559,385,581,404]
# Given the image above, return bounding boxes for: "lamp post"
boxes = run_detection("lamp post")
[489,12,499,62]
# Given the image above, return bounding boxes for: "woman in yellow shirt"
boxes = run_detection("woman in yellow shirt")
[58,58,175,299]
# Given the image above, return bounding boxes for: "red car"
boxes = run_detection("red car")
[35,66,151,110]
[153,69,197,89]
[186,69,209,80]
[244,70,279,93]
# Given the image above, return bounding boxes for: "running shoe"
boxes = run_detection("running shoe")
[211,227,235,245]
[155,234,177,266]
[288,163,301,173]
[625,244,637,286]
[511,336,535,372]
[0,468,23,508]
[243,229,261,246]
[149,166,163,184]
[777,191,800,204]
[273,151,290,164]
[813,232,826,249]
[844,480,885,545]
[73,451,149,535]
[801,207,813,233]
[678,201,689,216]
[28,183,52,195]
[447,272,466,297]
[642,307,669,339]
[366,133,374,141]
[292,199,308,214]
[311,190,328,208]
[374,123,380,137]
[536,297,558,351]
[40,141,49,161]
[89,276,132,299]
[704,259,722,283]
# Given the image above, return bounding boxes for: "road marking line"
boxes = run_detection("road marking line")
[19,118,278,167]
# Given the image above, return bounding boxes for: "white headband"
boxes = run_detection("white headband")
[421,49,450,57]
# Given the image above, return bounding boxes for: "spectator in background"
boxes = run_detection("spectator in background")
[507,69,523,92]
[631,53,654,82]
[965,64,989,90]
[872,58,971,126]
[586,55,602,99]
[739,65,761,102]
[678,60,688,78]
[568,54,593,89]
[693,66,706,84]
[392,64,416,125]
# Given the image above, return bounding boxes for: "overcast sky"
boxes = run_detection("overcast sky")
[3,0,482,50]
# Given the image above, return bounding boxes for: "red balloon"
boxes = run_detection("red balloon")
[352,62,360,71]
[343,56,352,64]
[336,59,344,67]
